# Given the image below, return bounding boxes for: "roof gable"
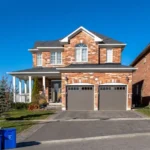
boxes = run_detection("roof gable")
[60,26,103,43]
[131,44,150,66]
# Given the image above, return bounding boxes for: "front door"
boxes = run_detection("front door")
[51,81,61,103]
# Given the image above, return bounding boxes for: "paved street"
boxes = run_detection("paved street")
[24,120,150,142]
[17,134,150,150]
[16,111,149,150]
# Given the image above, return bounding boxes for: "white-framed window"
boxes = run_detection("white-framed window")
[75,43,88,62]
[37,53,42,66]
[50,52,62,64]
[106,49,113,63]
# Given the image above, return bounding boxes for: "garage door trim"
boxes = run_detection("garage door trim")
[99,83,128,110]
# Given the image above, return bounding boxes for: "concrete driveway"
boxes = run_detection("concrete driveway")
[53,110,143,120]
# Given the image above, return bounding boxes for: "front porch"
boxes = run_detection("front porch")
[8,67,62,104]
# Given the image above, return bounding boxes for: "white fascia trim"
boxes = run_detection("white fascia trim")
[28,49,38,52]
[7,72,60,75]
[60,26,103,43]
[37,47,64,49]
[28,47,64,52]
[56,68,137,71]
[98,44,127,46]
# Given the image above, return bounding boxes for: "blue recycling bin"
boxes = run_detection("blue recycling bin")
[0,128,16,149]
[0,135,2,150]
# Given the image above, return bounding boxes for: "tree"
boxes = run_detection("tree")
[32,77,40,104]
[0,76,11,114]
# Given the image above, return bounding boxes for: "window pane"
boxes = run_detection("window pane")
[57,52,61,64]
[76,48,81,62]
[51,52,55,64]
[82,48,87,61]
[107,49,113,62]
[37,53,42,66]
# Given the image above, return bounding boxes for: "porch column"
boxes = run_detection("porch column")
[12,76,16,103]
[29,76,32,103]
[24,80,27,94]
[43,76,46,93]
[19,79,22,102]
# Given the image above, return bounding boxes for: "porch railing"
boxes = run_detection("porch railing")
[15,94,29,103]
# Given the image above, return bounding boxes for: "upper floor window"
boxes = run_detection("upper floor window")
[37,53,42,66]
[51,52,62,64]
[75,43,88,62]
[106,49,113,63]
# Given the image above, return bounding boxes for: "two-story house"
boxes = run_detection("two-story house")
[131,44,150,106]
[8,26,136,111]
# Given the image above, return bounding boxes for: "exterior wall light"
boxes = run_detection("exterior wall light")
[126,76,129,82]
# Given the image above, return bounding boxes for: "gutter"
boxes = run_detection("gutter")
[7,72,60,75]
[56,67,137,71]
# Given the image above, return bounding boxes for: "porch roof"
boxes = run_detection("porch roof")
[7,67,60,75]
[56,64,137,72]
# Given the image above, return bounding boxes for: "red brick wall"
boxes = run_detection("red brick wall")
[32,31,122,67]
[100,48,121,63]
[61,72,132,110]
[132,52,150,103]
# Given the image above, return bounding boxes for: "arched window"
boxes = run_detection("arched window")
[75,43,88,62]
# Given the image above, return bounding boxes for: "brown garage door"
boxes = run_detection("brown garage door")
[99,85,127,110]
[67,85,94,111]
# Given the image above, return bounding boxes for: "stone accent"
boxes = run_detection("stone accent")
[61,72,132,110]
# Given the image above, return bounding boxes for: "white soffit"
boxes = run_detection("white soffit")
[60,26,103,43]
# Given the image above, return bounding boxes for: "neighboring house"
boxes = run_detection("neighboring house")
[8,26,136,111]
[131,44,150,106]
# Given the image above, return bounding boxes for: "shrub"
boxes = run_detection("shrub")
[11,102,29,110]
[28,103,39,111]
[39,99,47,106]
[32,77,40,104]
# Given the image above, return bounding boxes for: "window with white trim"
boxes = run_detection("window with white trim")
[106,49,113,63]
[75,43,88,62]
[50,52,62,64]
[37,53,42,66]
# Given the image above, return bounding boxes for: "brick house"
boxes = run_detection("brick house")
[8,26,136,111]
[131,44,150,106]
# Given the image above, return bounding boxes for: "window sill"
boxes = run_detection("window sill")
[50,64,63,65]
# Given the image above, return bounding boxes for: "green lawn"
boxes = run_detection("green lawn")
[0,109,55,133]
[0,109,55,121]
[0,121,35,133]
[136,107,150,117]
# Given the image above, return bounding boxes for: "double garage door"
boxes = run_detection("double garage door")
[66,85,127,111]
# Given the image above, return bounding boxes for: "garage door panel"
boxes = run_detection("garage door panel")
[67,85,94,111]
[99,85,127,110]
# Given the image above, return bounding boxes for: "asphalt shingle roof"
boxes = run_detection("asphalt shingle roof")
[33,30,124,48]
[131,44,150,66]
[12,67,58,72]
[60,63,133,69]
